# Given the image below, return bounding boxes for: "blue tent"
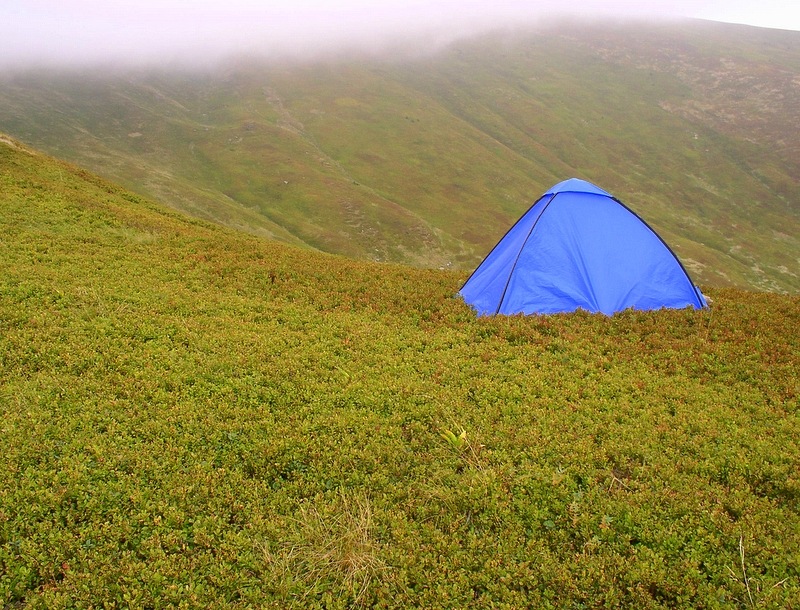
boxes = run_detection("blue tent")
[460,178,707,316]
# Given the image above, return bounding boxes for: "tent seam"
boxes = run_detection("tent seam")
[495,192,559,314]
[609,196,707,308]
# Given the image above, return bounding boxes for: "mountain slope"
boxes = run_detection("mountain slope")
[2,135,799,608]
[1,18,798,291]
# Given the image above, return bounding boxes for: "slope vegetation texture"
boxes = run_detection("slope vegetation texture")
[1,138,799,608]
[1,19,799,293]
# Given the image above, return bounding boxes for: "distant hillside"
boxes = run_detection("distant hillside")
[1,18,798,292]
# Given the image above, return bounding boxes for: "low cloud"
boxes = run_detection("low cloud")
[1,0,792,70]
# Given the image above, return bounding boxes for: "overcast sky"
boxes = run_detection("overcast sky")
[4,1,800,69]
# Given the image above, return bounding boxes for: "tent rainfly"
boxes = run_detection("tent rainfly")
[459,178,707,316]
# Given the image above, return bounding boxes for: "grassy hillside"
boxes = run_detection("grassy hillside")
[2,137,799,608]
[1,19,798,293]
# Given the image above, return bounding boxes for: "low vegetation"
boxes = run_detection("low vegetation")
[1,139,798,608]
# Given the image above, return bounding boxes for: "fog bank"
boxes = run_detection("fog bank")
[3,0,799,70]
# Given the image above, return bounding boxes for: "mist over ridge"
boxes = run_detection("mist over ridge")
[4,0,800,70]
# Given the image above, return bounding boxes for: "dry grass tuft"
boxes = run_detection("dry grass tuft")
[266,492,387,606]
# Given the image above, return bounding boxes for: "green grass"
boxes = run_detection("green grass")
[2,137,799,608]
[1,19,798,292]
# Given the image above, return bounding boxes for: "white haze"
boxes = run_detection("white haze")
[3,0,800,70]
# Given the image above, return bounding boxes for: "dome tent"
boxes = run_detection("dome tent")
[459,178,707,316]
